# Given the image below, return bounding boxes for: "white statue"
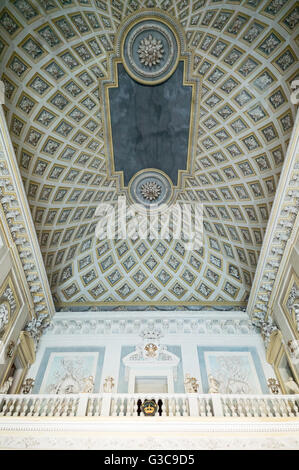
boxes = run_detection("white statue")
[208,374,220,393]
[184,373,199,393]
[287,340,299,362]
[103,376,115,393]
[284,377,299,394]
[0,376,13,394]
[82,376,94,393]
[21,378,35,394]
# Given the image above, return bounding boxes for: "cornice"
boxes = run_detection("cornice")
[248,109,299,321]
[0,101,55,331]
[47,310,258,336]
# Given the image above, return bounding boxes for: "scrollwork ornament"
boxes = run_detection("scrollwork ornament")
[25,313,51,349]
[6,340,15,359]
[252,315,278,349]
[0,303,10,333]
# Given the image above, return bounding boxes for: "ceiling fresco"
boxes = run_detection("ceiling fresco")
[0,0,297,311]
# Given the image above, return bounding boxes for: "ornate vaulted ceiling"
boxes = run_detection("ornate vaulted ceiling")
[0,0,297,311]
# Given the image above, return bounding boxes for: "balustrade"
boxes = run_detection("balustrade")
[0,393,298,418]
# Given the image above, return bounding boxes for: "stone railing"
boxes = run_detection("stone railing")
[0,393,298,418]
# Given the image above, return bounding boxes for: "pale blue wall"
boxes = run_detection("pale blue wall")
[197,346,269,394]
[33,347,105,393]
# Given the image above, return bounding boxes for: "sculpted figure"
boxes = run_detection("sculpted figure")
[287,340,299,362]
[82,376,94,393]
[208,374,220,393]
[284,377,299,394]
[21,378,35,394]
[103,376,115,393]
[0,376,13,394]
[184,373,199,393]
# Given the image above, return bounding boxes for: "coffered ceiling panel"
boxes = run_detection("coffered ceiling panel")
[0,0,297,310]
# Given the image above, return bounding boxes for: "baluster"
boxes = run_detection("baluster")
[20,398,30,416]
[6,398,16,416]
[221,398,231,417]
[71,398,79,416]
[86,398,93,416]
[259,399,267,417]
[28,398,37,416]
[118,396,125,416]
[131,398,138,417]
[0,398,7,416]
[125,397,132,417]
[278,398,288,417]
[45,398,54,417]
[166,398,171,417]
[12,398,21,417]
[159,397,166,417]
[224,398,232,417]
[70,397,76,416]
[290,398,299,416]
[168,397,174,417]
[61,398,68,417]
[174,397,181,416]
[264,398,274,417]
[252,398,260,417]
[229,399,238,417]
[33,399,41,416]
[0,398,5,415]
[38,398,46,416]
[272,398,281,418]
[111,398,118,416]
[205,398,212,417]
[94,397,102,416]
[16,398,26,417]
[182,397,188,417]
[236,398,245,417]
[53,398,61,416]
[284,399,294,417]
[198,398,206,416]
[66,398,73,416]
[46,398,54,417]
[0,398,10,416]
[244,398,253,417]
[284,399,292,417]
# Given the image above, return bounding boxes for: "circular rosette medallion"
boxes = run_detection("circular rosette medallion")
[128,169,173,209]
[122,19,179,85]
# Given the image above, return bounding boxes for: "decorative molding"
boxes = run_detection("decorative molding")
[284,273,299,335]
[0,418,299,450]
[0,417,299,434]
[248,111,299,321]
[0,433,299,450]
[46,311,258,336]
[0,99,55,340]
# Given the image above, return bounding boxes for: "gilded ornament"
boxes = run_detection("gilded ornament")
[144,342,158,358]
